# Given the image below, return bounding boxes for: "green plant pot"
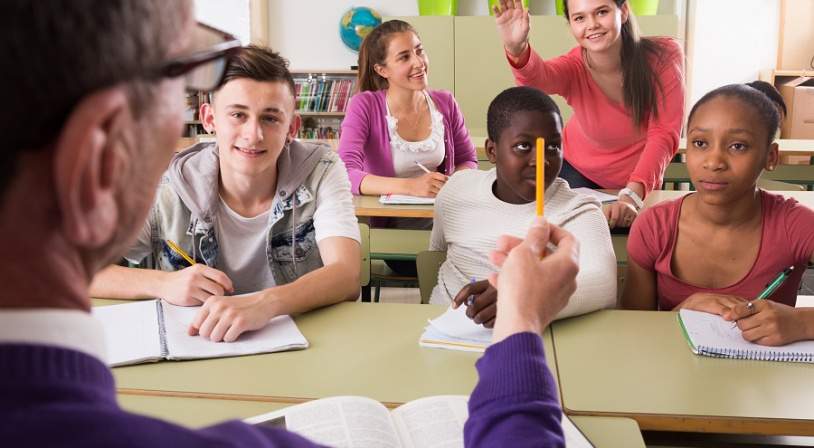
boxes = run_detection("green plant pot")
[418,0,458,15]
[555,0,659,16]
[488,0,529,15]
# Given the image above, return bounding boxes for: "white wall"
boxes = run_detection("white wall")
[195,0,252,44]
[686,0,779,107]
[267,0,679,70]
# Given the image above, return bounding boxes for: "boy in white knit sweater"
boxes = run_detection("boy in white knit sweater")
[429,86,617,326]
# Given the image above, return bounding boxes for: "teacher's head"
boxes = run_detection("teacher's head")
[357,20,428,92]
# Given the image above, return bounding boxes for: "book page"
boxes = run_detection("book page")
[427,306,492,344]
[572,188,618,204]
[391,395,468,448]
[92,300,162,367]
[563,415,594,448]
[160,302,308,360]
[679,309,814,357]
[246,396,402,448]
[379,194,436,205]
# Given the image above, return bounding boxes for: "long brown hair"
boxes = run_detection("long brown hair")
[357,20,418,92]
[563,0,666,127]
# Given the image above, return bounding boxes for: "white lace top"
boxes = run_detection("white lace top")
[386,91,446,178]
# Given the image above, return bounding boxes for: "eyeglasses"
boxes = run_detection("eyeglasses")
[149,22,241,92]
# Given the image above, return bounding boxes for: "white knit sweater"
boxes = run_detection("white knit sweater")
[429,169,617,319]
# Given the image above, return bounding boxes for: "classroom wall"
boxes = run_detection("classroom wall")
[686,0,779,107]
[195,0,252,44]
[266,0,679,70]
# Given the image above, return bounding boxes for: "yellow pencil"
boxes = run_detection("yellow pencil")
[536,137,545,217]
[166,239,196,265]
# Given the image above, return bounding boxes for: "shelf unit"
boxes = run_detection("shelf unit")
[183,91,212,137]
[292,70,357,140]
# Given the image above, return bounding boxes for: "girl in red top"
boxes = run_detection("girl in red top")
[494,0,684,229]
[623,81,814,347]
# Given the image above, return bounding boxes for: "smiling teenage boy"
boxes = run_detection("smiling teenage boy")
[90,46,361,342]
[429,86,616,327]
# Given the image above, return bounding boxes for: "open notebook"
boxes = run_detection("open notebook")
[93,300,309,367]
[246,395,593,448]
[419,305,491,353]
[678,309,814,363]
[379,194,436,205]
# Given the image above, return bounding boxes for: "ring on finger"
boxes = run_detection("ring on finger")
[746,301,755,314]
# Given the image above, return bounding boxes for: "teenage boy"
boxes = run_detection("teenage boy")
[90,47,361,342]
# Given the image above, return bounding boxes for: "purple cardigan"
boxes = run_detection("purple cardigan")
[0,334,562,447]
[338,89,477,195]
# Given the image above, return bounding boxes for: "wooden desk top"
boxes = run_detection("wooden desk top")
[106,302,528,406]
[353,195,434,219]
[551,310,814,435]
[118,395,643,447]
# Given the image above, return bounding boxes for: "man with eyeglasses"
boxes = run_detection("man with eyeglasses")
[0,1,570,446]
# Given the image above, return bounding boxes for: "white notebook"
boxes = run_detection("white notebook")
[677,309,814,363]
[93,300,309,367]
[419,306,492,353]
[379,194,436,205]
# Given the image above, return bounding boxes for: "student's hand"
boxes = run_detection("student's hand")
[488,218,580,343]
[188,292,276,342]
[452,280,497,328]
[494,0,530,57]
[675,292,747,316]
[723,300,810,346]
[406,172,448,197]
[603,200,638,229]
[158,265,234,306]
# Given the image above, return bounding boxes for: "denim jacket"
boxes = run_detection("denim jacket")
[144,140,338,285]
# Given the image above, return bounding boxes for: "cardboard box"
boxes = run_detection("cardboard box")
[780,77,814,139]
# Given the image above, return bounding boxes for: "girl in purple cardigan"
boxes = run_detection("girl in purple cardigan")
[339,20,477,199]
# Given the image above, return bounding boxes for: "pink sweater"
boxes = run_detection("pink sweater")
[509,38,684,193]
[627,191,814,310]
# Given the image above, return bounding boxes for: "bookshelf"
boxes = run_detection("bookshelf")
[292,70,357,140]
[183,91,212,137]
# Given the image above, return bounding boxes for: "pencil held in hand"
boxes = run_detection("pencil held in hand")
[536,137,544,217]
[166,239,195,265]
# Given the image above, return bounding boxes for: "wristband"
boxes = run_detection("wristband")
[618,187,644,211]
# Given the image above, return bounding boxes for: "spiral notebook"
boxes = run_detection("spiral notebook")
[677,309,814,363]
[93,299,309,367]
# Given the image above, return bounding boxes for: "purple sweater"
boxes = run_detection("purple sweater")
[338,89,477,195]
[0,333,562,447]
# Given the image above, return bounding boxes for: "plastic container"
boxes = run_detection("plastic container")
[418,0,458,15]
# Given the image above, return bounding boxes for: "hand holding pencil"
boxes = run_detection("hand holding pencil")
[404,161,448,197]
[157,240,235,306]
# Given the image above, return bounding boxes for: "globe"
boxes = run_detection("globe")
[339,7,382,52]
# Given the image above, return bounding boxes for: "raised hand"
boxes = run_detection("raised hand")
[494,0,531,57]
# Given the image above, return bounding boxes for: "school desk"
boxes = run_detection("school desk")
[353,195,434,219]
[551,309,814,435]
[103,301,551,407]
[644,189,814,210]
[369,228,431,262]
[117,395,645,448]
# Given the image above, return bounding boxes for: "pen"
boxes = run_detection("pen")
[465,277,477,307]
[166,239,196,266]
[414,161,432,174]
[736,266,795,325]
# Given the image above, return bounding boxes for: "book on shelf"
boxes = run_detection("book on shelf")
[246,395,594,448]
[294,76,356,113]
[93,299,309,367]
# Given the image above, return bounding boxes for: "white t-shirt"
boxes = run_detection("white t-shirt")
[386,91,445,178]
[429,169,617,320]
[215,197,275,295]
[125,157,361,289]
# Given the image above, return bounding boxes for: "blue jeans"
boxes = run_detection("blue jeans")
[559,160,602,189]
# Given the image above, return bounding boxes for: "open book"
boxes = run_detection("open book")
[419,306,491,353]
[678,309,814,363]
[246,395,593,448]
[379,194,436,205]
[93,299,308,367]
